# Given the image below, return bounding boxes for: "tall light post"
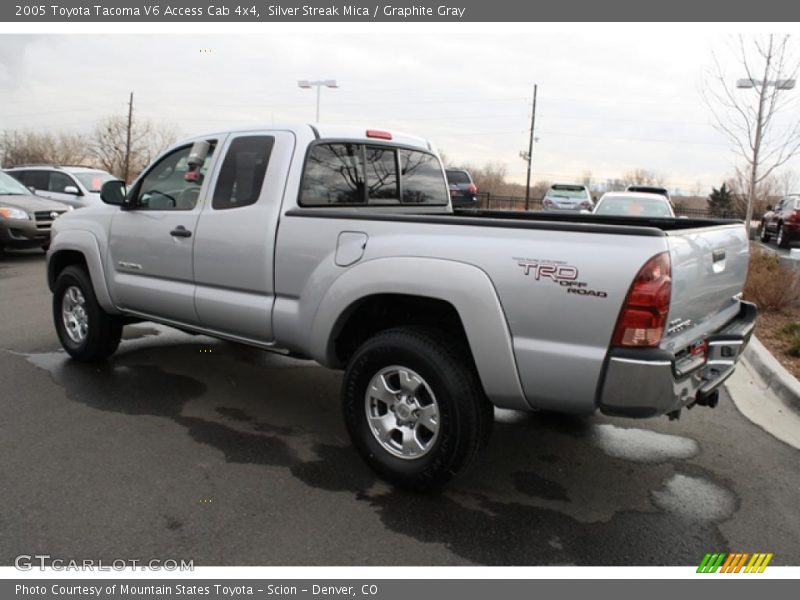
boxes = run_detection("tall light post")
[298,79,338,122]
[735,76,795,235]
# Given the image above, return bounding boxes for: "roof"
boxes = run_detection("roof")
[183,123,432,151]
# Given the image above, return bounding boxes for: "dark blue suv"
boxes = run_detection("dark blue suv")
[446,169,478,208]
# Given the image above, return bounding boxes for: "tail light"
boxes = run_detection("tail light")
[788,210,800,223]
[612,252,672,348]
[467,183,477,194]
[543,198,554,207]
[579,200,592,209]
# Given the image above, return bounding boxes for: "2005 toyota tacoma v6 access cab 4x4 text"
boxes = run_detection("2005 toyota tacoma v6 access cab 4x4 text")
[46,124,756,488]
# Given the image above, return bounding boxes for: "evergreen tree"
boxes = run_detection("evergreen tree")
[707,183,734,217]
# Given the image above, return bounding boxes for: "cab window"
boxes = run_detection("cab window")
[212,136,274,210]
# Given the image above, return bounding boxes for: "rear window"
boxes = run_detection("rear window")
[73,171,116,193]
[446,170,471,185]
[399,150,448,205]
[300,143,447,206]
[547,185,588,199]
[596,195,673,217]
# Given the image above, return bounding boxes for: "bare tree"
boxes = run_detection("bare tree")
[725,168,780,216]
[704,34,800,232]
[0,130,91,167]
[91,114,179,182]
[461,162,508,195]
[621,168,666,187]
[775,169,800,195]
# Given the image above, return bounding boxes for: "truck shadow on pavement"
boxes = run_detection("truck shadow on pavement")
[23,325,739,566]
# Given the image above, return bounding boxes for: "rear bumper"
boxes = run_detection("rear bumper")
[597,301,757,418]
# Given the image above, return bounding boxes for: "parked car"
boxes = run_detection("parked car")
[0,170,70,256]
[594,191,676,218]
[626,185,671,202]
[542,183,593,211]
[759,194,800,248]
[446,168,478,208]
[4,165,117,209]
[47,124,755,489]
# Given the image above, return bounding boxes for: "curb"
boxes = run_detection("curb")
[743,336,800,414]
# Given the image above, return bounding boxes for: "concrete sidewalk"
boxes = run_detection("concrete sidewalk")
[726,337,800,451]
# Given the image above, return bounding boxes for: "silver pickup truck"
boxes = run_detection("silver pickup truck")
[46,125,756,489]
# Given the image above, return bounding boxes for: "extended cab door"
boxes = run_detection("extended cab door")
[192,131,295,343]
[107,138,222,324]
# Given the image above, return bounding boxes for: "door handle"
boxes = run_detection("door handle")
[170,226,192,238]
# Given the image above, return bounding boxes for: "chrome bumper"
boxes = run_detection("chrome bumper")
[597,301,758,418]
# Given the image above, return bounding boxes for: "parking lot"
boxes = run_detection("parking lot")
[1,249,800,566]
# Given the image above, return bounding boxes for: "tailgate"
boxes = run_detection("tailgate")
[663,223,749,350]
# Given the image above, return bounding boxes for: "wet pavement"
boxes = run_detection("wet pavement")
[1,250,799,566]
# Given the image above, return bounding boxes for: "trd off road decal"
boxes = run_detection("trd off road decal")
[515,258,608,298]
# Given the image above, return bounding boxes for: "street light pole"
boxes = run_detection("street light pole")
[298,79,339,123]
[524,84,538,211]
[736,70,795,237]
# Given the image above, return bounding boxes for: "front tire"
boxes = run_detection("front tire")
[53,265,122,362]
[777,224,790,249]
[342,327,493,491]
[759,224,772,243]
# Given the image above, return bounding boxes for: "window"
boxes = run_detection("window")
[301,143,366,205]
[48,172,75,193]
[446,170,471,185]
[134,142,215,210]
[212,136,274,210]
[300,144,447,207]
[20,170,49,191]
[74,171,116,193]
[399,150,448,205]
[365,145,398,204]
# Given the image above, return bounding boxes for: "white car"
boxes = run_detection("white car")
[594,191,676,218]
[542,183,593,211]
[4,165,117,209]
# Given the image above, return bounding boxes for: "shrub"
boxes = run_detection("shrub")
[743,247,800,312]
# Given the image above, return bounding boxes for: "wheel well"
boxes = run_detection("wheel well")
[48,250,88,291]
[332,294,473,367]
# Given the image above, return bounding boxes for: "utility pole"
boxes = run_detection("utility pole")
[524,84,537,211]
[124,92,133,184]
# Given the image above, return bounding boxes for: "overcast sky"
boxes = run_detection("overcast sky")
[1,31,799,192]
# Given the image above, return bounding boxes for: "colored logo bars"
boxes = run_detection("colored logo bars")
[697,552,773,573]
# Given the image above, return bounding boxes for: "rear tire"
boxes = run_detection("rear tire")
[53,265,122,362]
[342,326,493,491]
[777,224,790,249]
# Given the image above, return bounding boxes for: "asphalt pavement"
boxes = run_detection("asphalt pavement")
[1,249,799,566]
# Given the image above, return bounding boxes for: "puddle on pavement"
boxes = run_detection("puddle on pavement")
[17,330,739,565]
[652,473,737,521]
[590,423,700,463]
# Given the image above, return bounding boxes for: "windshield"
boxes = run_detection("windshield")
[0,171,31,195]
[595,195,673,217]
[547,185,587,199]
[446,170,471,185]
[73,171,116,193]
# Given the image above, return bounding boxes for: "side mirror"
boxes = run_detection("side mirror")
[100,180,127,206]
[63,185,80,195]
[27,186,37,194]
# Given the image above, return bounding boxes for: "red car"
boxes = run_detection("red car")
[759,195,800,248]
